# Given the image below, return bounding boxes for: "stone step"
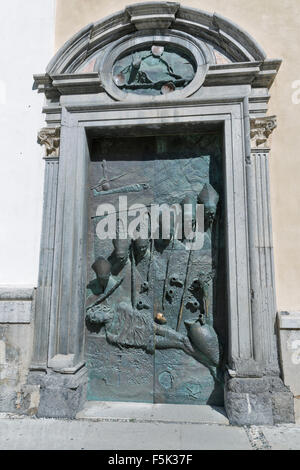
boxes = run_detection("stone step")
[76,402,229,425]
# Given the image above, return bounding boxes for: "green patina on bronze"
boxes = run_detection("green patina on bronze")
[85,133,226,405]
[112,44,196,95]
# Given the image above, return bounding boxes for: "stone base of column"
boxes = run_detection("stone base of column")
[28,366,87,419]
[224,374,295,426]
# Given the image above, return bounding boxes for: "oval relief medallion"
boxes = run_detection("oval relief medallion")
[112,44,196,96]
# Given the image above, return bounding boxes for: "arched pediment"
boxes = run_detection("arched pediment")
[46,2,267,76]
[34,2,281,103]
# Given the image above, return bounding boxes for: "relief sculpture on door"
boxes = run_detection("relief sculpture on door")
[85,134,225,405]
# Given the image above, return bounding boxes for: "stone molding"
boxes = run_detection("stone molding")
[250,115,277,149]
[126,1,180,30]
[99,31,210,102]
[0,301,32,324]
[0,288,34,324]
[33,60,281,106]
[45,2,268,76]
[0,287,34,300]
[34,72,104,99]
[278,311,300,329]
[37,127,60,158]
[32,1,282,102]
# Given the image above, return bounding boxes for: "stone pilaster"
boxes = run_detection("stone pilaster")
[46,113,88,375]
[249,147,278,370]
[225,115,295,425]
[29,125,88,418]
[249,115,278,371]
[30,128,60,370]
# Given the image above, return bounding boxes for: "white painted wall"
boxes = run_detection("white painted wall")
[0,0,56,286]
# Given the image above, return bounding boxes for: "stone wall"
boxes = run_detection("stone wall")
[54,0,300,313]
[278,312,300,422]
[0,288,39,415]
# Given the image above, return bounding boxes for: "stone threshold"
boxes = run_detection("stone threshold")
[76,402,229,425]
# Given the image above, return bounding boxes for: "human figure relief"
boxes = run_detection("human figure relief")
[86,258,193,356]
[86,184,223,382]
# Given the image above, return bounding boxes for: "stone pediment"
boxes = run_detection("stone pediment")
[33,2,281,102]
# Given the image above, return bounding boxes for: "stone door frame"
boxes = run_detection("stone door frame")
[30,3,295,425]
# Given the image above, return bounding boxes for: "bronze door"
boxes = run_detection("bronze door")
[85,133,225,405]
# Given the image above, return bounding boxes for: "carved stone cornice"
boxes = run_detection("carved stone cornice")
[33,74,60,100]
[250,115,277,149]
[34,73,103,99]
[126,2,180,30]
[38,127,60,158]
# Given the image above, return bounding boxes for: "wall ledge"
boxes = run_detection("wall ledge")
[0,288,34,324]
[278,311,300,329]
[0,287,34,301]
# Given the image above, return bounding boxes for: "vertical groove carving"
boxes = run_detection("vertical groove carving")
[252,150,278,371]
[31,158,59,369]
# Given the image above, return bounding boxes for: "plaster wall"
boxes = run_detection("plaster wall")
[54,0,300,311]
[0,0,56,287]
[0,322,36,413]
